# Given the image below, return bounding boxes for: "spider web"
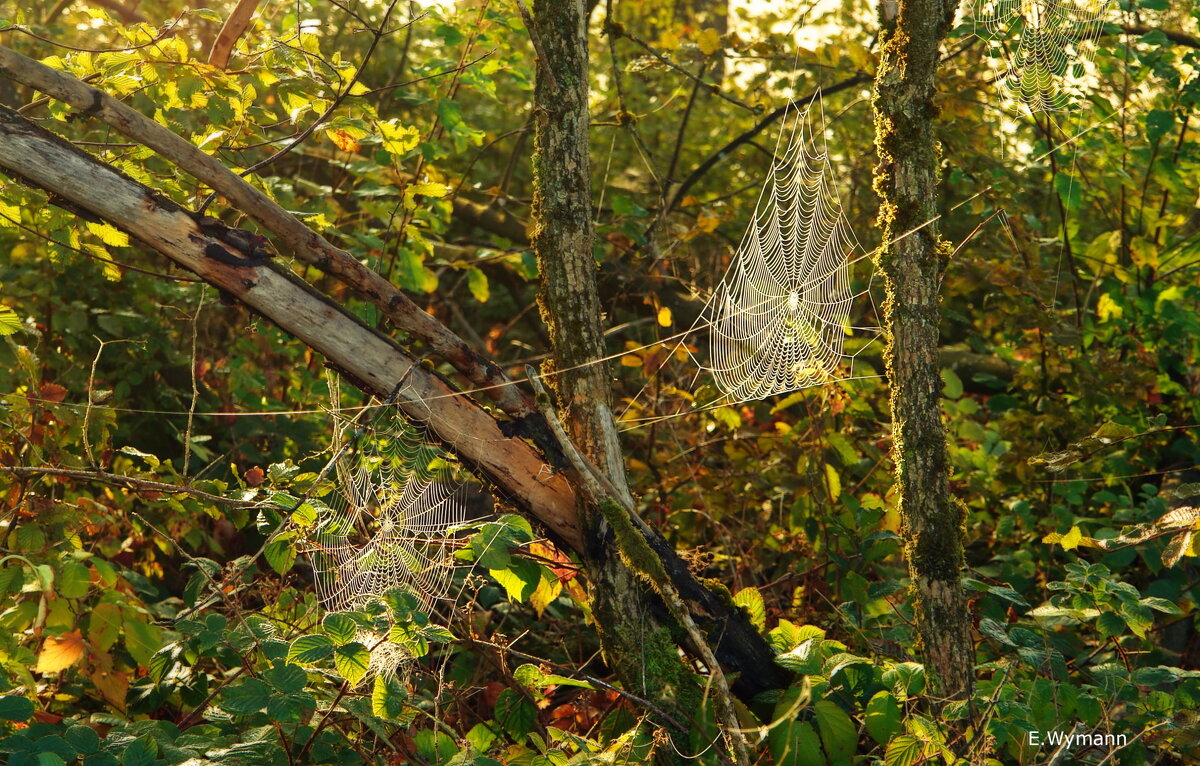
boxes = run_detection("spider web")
[972,0,1112,113]
[304,396,478,618]
[693,94,867,403]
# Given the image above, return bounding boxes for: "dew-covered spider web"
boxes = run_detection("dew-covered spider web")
[972,0,1112,113]
[690,93,874,404]
[303,385,480,617]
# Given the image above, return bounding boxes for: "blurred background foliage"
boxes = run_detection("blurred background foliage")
[0,0,1199,763]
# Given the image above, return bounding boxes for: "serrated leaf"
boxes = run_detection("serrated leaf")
[813,700,855,762]
[323,613,358,645]
[0,305,20,335]
[733,587,766,631]
[885,734,926,766]
[865,691,901,745]
[263,663,307,693]
[372,674,407,719]
[334,642,371,684]
[0,695,34,721]
[36,630,86,673]
[264,534,296,575]
[85,221,129,247]
[57,561,91,599]
[221,678,270,715]
[288,634,334,665]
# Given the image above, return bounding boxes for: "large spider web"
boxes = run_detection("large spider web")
[972,0,1112,113]
[304,397,478,618]
[694,94,864,403]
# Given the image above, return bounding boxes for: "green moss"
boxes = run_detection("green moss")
[597,498,668,584]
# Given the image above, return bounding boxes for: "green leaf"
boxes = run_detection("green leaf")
[58,561,91,599]
[940,368,963,399]
[63,725,101,754]
[768,711,825,766]
[494,688,537,740]
[221,678,271,715]
[0,305,20,335]
[733,587,766,631]
[263,663,308,694]
[824,463,841,501]
[0,695,34,721]
[264,534,297,575]
[467,266,489,303]
[122,617,163,667]
[1146,109,1176,142]
[322,613,358,645]
[334,642,371,684]
[489,557,541,603]
[372,674,407,719]
[885,735,926,766]
[1054,173,1082,212]
[813,699,856,762]
[865,691,901,745]
[288,634,334,665]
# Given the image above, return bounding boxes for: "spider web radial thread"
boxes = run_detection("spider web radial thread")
[306,403,475,617]
[973,0,1112,113]
[697,94,859,403]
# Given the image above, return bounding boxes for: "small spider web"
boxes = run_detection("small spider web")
[691,93,874,404]
[303,389,482,619]
[972,0,1112,113]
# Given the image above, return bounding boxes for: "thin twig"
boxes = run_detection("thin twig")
[513,0,558,94]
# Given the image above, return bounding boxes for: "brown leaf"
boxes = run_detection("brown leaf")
[36,630,86,673]
[39,382,68,403]
[244,466,265,486]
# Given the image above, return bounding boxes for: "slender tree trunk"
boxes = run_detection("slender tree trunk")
[871,0,974,710]
[529,0,706,744]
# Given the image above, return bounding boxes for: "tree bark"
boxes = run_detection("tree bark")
[529,0,708,742]
[871,0,974,710]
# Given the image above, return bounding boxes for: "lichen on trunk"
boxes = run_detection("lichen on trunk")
[871,0,974,711]
[528,0,702,743]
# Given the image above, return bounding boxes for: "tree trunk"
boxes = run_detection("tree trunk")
[871,0,974,711]
[529,0,707,740]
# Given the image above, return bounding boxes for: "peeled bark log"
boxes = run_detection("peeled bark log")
[871,0,974,709]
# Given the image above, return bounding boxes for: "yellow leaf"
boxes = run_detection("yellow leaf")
[85,245,122,282]
[620,354,642,367]
[1096,294,1122,322]
[0,200,19,226]
[825,463,841,501]
[36,630,86,673]
[326,129,362,153]
[696,28,722,55]
[1060,525,1083,551]
[696,214,720,233]
[378,120,420,156]
[657,306,672,327]
[406,182,450,199]
[659,30,681,51]
[85,221,129,248]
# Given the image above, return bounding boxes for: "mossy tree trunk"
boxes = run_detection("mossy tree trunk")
[871,0,974,709]
[529,0,705,740]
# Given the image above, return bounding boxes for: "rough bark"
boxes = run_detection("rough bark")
[0,104,789,705]
[871,0,974,709]
[529,0,747,749]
